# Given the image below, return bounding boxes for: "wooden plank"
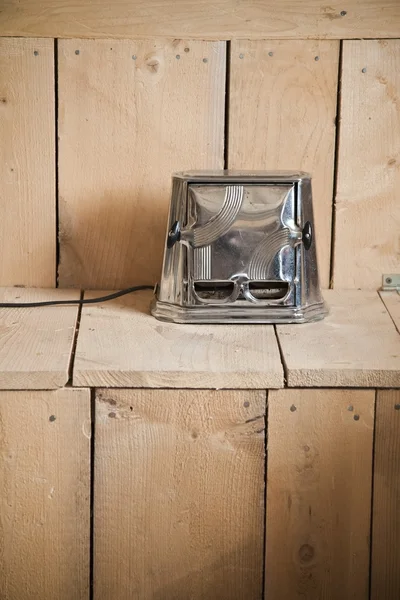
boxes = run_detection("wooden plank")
[1,1,400,40]
[0,288,80,389]
[371,389,400,600]
[0,388,90,600]
[276,289,400,387]
[58,38,225,289]
[333,40,400,289]
[0,38,55,287]
[267,388,374,599]
[73,290,284,388]
[229,40,339,288]
[380,291,400,333]
[94,388,265,599]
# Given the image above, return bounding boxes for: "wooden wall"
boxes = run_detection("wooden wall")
[0,32,399,290]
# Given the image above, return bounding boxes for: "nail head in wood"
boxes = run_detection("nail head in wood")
[290,404,297,412]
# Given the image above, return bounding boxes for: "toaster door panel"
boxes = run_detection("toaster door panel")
[187,184,296,305]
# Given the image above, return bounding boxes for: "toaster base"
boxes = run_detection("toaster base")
[151,298,328,324]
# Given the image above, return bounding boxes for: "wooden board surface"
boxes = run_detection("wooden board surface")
[229,40,339,288]
[94,388,265,599]
[73,290,283,388]
[371,389,400,600]
[266,388,374,599]
[276,289,400,387]
[58,38,225,289]
[1,1,400,40]
[0,288,80,389]
[0,38,55,287]
[333,40,400,289]
[0,388,90,600]
[380,291,400,333]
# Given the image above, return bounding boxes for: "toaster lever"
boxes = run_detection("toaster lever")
[167,221,181,248]
[302,221,313,250]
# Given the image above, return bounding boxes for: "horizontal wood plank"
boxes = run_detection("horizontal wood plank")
[276,289,400,387]
[333,40,400,289]
[73,290,284,388]
[371,389,400,600]
[58,38,225,289]
[0,38,55,287]
[1,1,400,39]
[380,291,400,333]
[0,388,90,600]
[229,39,339,287]
[0,288,80,389]
[266,389,374,599]
[94,388,265,599]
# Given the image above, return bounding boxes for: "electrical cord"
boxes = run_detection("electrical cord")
[0,285,155,308]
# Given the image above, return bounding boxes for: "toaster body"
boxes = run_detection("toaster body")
[151,171,327,323]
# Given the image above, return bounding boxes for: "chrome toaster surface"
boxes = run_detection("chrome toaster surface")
[151,171,327,323]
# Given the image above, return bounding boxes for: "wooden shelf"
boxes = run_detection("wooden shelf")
[0,288,398,391]
[0,288,79,389]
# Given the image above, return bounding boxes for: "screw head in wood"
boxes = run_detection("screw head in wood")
[132,55,137,60]
[203,58,208,63]
[34,50,39,56]
[315,56,319,61]
[75,50,80,55]
[347,405,354,411]
[268,51,274,56]
[354,414,360,421]
[176,54,181,60]
[49,415,56,422]
[290,404,297,412]
[340,10,347,16]
[239,53,244,59]
[362,67,367,73]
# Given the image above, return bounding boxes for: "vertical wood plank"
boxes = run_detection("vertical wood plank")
[266,389,374,599]
[58,39,225,289]
[371,389,400,599]
[334,40,400,289]
[94,388,265,599]
[0,38,56,287]
[229,40,339,287]
[0,388,91,599]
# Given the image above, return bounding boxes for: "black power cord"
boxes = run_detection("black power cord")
[0,285,155,308]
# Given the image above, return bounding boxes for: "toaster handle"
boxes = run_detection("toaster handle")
[302,221,313,250]
[167,220,181,248]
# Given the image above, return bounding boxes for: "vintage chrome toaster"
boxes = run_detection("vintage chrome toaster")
[151,171,327,324]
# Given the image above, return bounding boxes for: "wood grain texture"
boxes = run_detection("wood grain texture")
[1,1,400,39]
[267,388,374,600]
[371,389,400,600]
[0,388,90,600]
[58,38,225,289]
[73,290,283,388]
[0,38,55,287]
[0,288,80,389]
[380,291,400,333]
[94,388,265,600]
[276,289,400,387]
[229,40,339,287]
[333,40,400,289]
